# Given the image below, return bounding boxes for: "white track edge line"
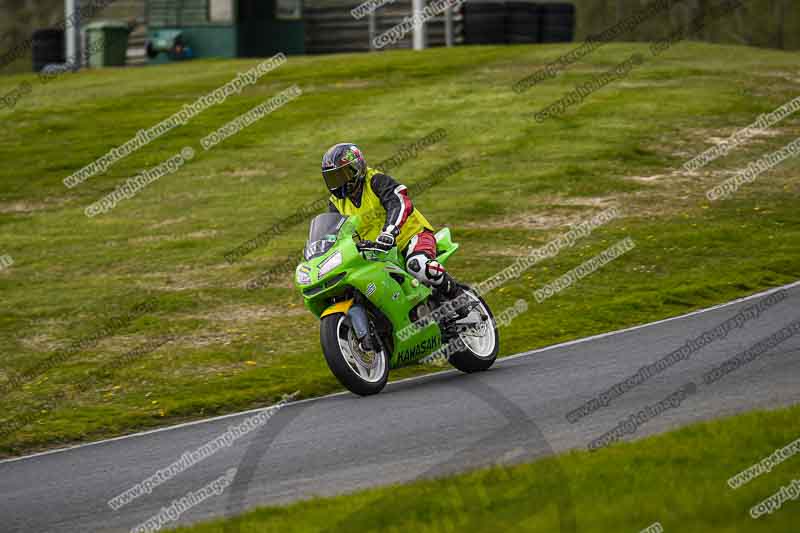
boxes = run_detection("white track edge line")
[2,280,797,466]
[502,279,800,363]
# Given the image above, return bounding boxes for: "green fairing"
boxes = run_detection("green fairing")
[296,215,459,368]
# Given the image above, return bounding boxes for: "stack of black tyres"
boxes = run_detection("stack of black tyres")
[463,1,575,45]
[506,1,540,44]
[538,3,575,43]
[463,2,507,45]
[32,28,65,72]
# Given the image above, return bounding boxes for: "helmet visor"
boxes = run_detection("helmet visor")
[322,164,356,192]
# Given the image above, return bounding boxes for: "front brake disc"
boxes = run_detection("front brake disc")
[350,336,379,369]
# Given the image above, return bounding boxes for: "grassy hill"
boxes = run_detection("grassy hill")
[0,42,798,456]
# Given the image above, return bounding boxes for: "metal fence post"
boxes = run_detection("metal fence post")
[445,5,453,47]
[413,0,426,50]
[65,0,81,70]
[369,10,376,50]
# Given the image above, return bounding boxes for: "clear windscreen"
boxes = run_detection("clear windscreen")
[304,213,346,260]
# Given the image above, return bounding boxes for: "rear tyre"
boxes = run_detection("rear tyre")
[321,313,389,396]
[448,289,499,373]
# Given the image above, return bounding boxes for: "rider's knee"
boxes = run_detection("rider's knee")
[406,253,445,286]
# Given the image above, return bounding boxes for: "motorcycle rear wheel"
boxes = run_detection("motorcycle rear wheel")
[447,289,499,373]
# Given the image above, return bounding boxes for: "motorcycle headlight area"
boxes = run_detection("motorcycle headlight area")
[318,251,342,278]
[296,265,312,285]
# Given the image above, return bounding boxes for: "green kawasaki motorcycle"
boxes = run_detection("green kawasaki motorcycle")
[295,212,498,396]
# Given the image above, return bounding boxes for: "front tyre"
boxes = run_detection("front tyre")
[320,313,389,396]
[448,289,499,373]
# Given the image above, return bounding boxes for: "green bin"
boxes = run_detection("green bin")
[85,21,130,68]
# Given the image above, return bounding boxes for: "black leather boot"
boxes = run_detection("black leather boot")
[438,273,477,320]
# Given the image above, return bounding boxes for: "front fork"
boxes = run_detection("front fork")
[348,304,371,342]
[348,290,379,352]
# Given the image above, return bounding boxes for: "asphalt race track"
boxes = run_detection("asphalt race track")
[1,282,798,533]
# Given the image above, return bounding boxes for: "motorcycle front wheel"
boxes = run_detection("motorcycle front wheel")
[320,313,389,396]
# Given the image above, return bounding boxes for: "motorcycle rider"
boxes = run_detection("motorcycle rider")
[321,142,466,303]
